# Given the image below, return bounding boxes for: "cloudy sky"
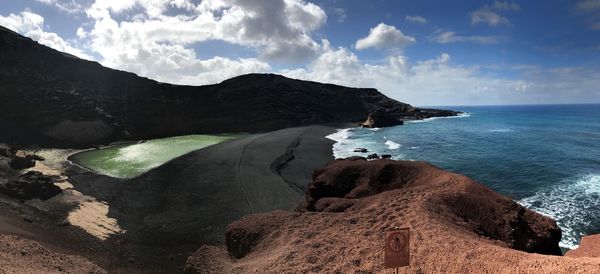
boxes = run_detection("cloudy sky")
[1,0,600,106]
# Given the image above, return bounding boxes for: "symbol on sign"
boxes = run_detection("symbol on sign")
[384,227,410,269]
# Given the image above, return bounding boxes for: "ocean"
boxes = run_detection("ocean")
[327,104,600,250]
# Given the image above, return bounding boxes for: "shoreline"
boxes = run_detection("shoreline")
[0,125,339,273]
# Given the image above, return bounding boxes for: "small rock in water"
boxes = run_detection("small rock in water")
[353,148,368,153]
[381,154,392,159]
[366,153,379,160]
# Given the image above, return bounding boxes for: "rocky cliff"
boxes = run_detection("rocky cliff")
[0,25,458,147]
[184,158,600,273]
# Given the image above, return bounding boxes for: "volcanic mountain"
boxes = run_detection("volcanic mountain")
[0,25,457,147]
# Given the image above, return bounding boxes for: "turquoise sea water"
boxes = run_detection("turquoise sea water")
[327,104,600,249]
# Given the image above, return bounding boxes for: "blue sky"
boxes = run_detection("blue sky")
[1,0,599,106]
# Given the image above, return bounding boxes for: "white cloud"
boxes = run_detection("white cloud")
[577,0,600,11]
[282,46,533,105]
[281,44,600,105]
[577,0,600,30]
[471,10,509,26]
[470,1,520,27]
[0,11,92,59]
[35,0,86,14]
[76,26,87,38]
[492,1,521,11]
[84,0,328,67]
[331,8,346,23]
[405,15,427,24]
[433,31,502,44]
[355,23,415,50]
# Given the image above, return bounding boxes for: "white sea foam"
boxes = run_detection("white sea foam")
[487,128,515,133]
[326,128,351,142]
[519,174,600,250]
[385,140,401,150]
[407,112,471,123]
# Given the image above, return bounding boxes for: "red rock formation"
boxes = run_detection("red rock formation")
[565,234,600,258]
[186,158,600,273]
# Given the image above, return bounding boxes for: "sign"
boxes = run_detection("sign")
[384,227,410,268]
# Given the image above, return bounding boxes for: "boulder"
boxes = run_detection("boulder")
[565,234,600,258]
[8,151,44,170]
[360,110,404,128]
[381,154,392,159]
[0,143,13,157]
[0,171,62,200]
[9,155,36,170]
[353,148,368,153]
[366,153,379,160]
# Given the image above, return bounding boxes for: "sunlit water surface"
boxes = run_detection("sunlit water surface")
[327,104,600,249]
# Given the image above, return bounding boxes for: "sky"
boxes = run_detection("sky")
[1,0,599,106]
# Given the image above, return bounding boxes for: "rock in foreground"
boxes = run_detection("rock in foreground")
[186,158,600,273]
[0,171,62,200]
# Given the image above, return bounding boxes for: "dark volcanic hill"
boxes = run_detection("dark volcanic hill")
[0,25,458,147]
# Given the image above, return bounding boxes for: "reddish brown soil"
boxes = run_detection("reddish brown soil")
[186,158,600,273]
[565,234,600,258]
[0,235,105,273]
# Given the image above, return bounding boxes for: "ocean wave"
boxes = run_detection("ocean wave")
[326,128,352,142]
[407,112,471,123]
[519,174,600,250]
[385,140,401,150]
[487,128,515,133]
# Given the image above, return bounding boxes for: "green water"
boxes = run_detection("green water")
[69,135,235,179]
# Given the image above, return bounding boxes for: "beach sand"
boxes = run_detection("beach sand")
[1,125,339,273]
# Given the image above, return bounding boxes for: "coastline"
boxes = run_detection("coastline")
[0,125,339,273]
[1,121,599,273]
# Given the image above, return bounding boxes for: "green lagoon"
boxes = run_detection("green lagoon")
[69,134,235,179]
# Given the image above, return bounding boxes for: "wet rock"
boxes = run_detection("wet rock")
[381,154,392,159]
[366,153,379,160]
[353,148,368,153]
[0,171,62,200]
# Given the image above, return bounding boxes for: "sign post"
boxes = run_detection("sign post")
[384,227,410,273]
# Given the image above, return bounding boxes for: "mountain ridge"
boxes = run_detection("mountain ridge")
[0,25,458,147]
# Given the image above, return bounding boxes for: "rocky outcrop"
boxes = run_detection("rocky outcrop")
[0,26,458,147]
[185,158,590,273]
[0,171,61,200]
[565,234,600,258]
[9,153,38,170]
[361,110,404,128]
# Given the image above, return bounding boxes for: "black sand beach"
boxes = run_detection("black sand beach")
[0,125,339,273]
